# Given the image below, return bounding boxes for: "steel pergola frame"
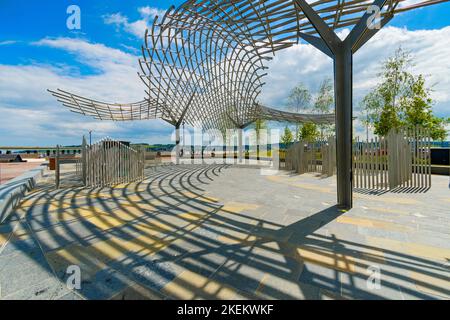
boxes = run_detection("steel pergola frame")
[49,0,448,209]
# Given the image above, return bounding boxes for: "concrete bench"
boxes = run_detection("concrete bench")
[0,165,45,223]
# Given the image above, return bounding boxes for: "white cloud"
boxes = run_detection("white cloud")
[1,25,450,145]
[0,40,18,46]
[260,26,450,137]
[103,6,167,39]
[138,6,166,19]
[0,37,172,146]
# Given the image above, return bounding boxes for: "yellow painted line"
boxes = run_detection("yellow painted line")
[86,192,114,199]
[293,183,334,193]
[45,206,111,223]
[113,184,129,189]
[356,193,422,205]
[107,206,147,221]
[10,227,30,239]
[359,247,385,264]
[202,196,219,203]
[149,199,164,206]
[409,270,450,299]
[19,198,48,207]
[80,203,158,230]
[180,191,199,198]
[111,283,166,300]
[217,234,259,245]
[116,202,156,211]
[179,192,221,204]
[124,195,143,202]
[295,246,356,273]
[51,203,156,226]
[85,215,128,231]
[179,212,207,220]
[45,244,107,278]
[47,228,172,271]
[336,216,412,232]
[265,176,334,193]
[20,197,75,209]
[161,270,237,299]
[133,220,174,235]
[0,233,10,248]
[254,274,270,296]
[381,197,422,205]
[88,234,168,263]
[46,207,206,270]
[366,236,450,262]
[364,207,409,215]
[221,202,260,214]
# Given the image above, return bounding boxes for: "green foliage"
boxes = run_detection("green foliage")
[288,83,311,139]
[299,122,319,142]
[313,78,333,114]
[253,118,267,159]
[287,80,335,140]
[254,118,267,139]
[281,126,294,146]
[287,83,311,113]
[361,48,447,140]
[313,78,334,138]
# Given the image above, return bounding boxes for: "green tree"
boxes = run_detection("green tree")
[299,122,319,142]
[281,126,294,147]
[313,78,334,114]
[362,48,447,140]
[401,75,447,140]
[254,118,267,160]
[313,78,334,138]
[287,83,311,139]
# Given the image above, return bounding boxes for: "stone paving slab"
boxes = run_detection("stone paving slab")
[0,164,449,300]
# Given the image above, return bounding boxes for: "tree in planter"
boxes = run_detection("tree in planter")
[361,48,447,140]
[281,126,294,147]
[254,118,267,160]
[401,75,448,140]
[299,122,319,142]
[287,83,311,140]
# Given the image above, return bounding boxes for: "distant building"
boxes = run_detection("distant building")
[0,154,25,163]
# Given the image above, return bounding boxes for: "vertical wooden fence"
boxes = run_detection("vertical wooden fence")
[285,136,336,177]
[353,126,431,190]
[77,136,145,187]
[284,127,432,191]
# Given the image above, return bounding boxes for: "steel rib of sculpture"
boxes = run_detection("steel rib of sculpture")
[48,0,448,208]
[49,0,445,129]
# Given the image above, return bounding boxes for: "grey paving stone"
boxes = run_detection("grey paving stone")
[78,267,131,300]
[109,256,180,292]
[2,277,70,300]
[58,291,85,300]
[3,165,449,300]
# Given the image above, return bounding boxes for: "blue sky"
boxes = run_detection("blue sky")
[0,0,449,146]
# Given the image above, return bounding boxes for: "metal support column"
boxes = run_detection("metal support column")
[293,0,391,209]
[334,44,353,209]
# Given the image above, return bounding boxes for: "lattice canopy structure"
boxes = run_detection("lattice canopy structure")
[49,0,447,208]
[49,0,445,130]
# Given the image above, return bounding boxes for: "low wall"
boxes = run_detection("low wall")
[0,165,45,223]
[431,165,450,176]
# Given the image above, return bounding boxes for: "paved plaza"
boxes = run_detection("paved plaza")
[0,164,449,300]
